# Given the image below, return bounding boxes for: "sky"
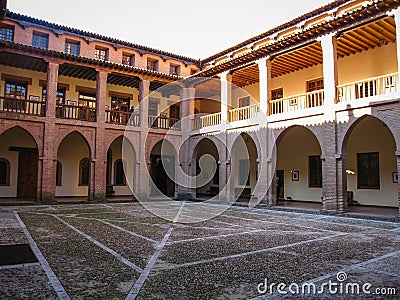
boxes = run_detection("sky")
[8,0,334,59]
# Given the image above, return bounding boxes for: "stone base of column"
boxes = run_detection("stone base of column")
[40,193,56,203]
[177,191,196,201]
[90,193,107,202]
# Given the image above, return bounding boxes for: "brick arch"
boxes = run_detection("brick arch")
[105,134,137,156]
[55,129,94,158]
[0,124,42,154]
[339,113,399,156]
[56,130,92,157]
[146,135,179,161]
[273,125,323,152]
[191,135,226,162]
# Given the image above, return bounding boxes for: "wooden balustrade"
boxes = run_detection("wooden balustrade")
[0,97,45,116]
[148,115,180,130]
[192,112,221,129]
[337,73,398,102]
[56,104,96,122]
[270,90,324,114]
[228,104,260,122]
[105,110,140,126]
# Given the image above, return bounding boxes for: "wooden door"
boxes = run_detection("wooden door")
[18,150,38,199]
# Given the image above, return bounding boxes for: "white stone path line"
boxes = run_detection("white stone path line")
[251,249,400,300]
[227,208,398,232]
[14,212,71,300]
[0,262,40,270]
[52,215,143,274]
[125,201,186,300]
[166,229,264,245]
[156,233,346,271]
[97,219,158,244]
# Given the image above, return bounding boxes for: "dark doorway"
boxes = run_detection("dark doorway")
[150,154,175,197]
[276,170,284,201]
[14,148,38,199]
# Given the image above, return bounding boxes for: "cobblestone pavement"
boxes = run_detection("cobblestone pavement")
[0,202,399,299]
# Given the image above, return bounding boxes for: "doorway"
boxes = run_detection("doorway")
[150,154,175,197]
[17,149,38,199]
[276,170,284,201]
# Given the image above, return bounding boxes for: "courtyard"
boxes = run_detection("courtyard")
[0,202,399,299]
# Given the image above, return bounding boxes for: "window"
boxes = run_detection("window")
[79,158,90,186]
[111,96,130,112]
[95,47,108,61]
[239,96,250,108]
[271,88,283,100]
[114,159,126,185]
[357,152,380,189]
[122,53,134,66]
[148,98,158,116]
[56,161,62,186]
[307,78,324,92]
[78,92,96,108]
[239,159,250,186]
[309,155,322,188]
[42,86,66,104]
[65,40,80,56]
[147,59,158,71]
[0,158,10,186]
[0,24,14,42]
[169,64,180,76]
[32,31,48,49]
[190,68,198,75]
[5,80,27,99]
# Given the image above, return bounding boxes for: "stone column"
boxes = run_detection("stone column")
[92,70,108,201]
[41,61,59,202]
[257,57,271,117]
[219,71,232,126]
[397,154,400,216]
[393,9,400,93]
[177,86,196,199]
[136,78,151,198]
[321,33,338,121]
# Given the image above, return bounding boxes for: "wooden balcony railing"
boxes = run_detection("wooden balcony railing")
[192,112,221,129]
[106,110,140,126]
[148,115,180,130]
[270,90,324,115]
[0,97,45,116]
[337,73,398,102]
[228,104,260,122]
[56,104,96,122]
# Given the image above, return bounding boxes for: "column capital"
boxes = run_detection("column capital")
[256,56,271,66]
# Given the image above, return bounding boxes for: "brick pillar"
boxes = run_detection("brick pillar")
[92,70,108,201]
[41,61,59,202]
[177,86,195,199]
[321,33,340,212]
[266,129,277,207]
[136,78,150,198]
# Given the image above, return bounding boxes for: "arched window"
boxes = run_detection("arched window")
[56,161,62,186]
[0,158,10,186]
[79,158,90,186]
[114,159,126,185]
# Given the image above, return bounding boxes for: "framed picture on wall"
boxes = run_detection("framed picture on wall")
[393,172,398,183]
[292,171,299,181]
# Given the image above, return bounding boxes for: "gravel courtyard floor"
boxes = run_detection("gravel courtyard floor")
[0,201,399,299]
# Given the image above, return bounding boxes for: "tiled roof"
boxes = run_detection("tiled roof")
[5,10,201,66]
[201,0,348,64]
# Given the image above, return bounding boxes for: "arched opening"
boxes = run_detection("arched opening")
[194,138,220,198]
[231,133,258,202]
[106,136,135,197]
[56,131,90,198]
[0,127,38,200]
[276,126,322,206]
[344,116,397,208]
[149,139,175,197]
